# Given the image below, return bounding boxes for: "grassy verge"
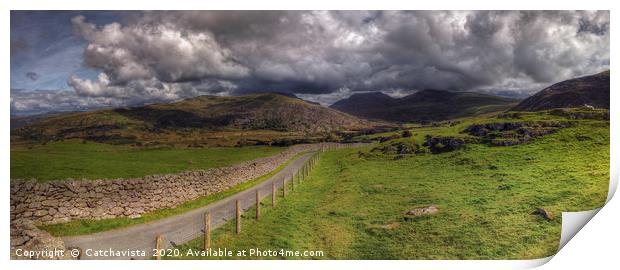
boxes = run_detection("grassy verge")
[11,140,286,182]
[172,112,609,259]
[41,152,308,237]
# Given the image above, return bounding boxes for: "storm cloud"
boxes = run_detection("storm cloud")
[12,10,610,113]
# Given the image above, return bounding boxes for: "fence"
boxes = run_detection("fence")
[152,144,361,259]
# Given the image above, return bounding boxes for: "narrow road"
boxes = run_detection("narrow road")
[63,152,316,260]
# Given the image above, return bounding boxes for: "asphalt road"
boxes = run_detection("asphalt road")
[63,152,315,260]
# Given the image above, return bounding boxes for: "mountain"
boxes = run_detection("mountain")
[511,70,610,111]
[331,89,519,122]
[11,93,375,145]
[331,92,397,120]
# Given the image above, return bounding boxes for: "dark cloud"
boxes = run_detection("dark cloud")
[25,71,39,81]
[11,11,610,114]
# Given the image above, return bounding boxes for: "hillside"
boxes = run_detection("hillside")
[11,93,375,147]
[331,89,519,122]
[511,70,610,111]
[172,108,609,259]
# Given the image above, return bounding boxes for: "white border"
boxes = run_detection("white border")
[2,1,617,269]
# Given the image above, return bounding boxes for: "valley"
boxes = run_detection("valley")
[9,70,611,260]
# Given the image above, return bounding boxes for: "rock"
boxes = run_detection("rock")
[109,206,124,215]
[68,208,82,216]
[33,210,48,217]
[11,236,29,246]
[464,121,569,147]
[423,136,470,153]
[91,207,106,217]
[41,199,59,207]
[406,205,439,217]
[128,214,142,219]
[532,208,554,220]
[29,202,41,209]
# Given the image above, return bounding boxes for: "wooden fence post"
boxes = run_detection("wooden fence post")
[155,235,163,260]
[272,181,276,207]
[282,178,286,197]
[291,174,295,191]
[256,190,260,220]
[204,212,211,251]
[236,200,241,234]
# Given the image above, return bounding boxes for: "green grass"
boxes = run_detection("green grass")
[41,152,307,237]
[173,111,609,259]
[11,140,286,181]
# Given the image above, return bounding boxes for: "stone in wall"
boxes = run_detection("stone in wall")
[10,143,364,227]
[10,219,76,260]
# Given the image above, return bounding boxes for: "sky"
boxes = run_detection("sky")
[10,10,610,115]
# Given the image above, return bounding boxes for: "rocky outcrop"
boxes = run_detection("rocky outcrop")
[423,136,474,153]
[463,121,570,146]
[10,143,359,227]
[369,141,425,158]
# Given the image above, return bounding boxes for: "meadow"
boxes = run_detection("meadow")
[172,110,609,259]
[11,140,286,181]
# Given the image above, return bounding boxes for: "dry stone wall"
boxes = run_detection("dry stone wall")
[10,143,361,226]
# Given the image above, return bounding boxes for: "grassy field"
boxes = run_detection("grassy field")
[11,140,287,181]
[41,152,307,236]
[172,110,609,259]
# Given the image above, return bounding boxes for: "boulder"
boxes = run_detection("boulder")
[406,205,439,217]
[532,208,554,221]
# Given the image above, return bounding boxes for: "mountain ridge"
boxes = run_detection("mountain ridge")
[11,93,378,146]
[511,70,610,111]
[331,89,519,122]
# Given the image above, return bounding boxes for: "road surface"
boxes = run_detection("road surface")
[63,152,315,259]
